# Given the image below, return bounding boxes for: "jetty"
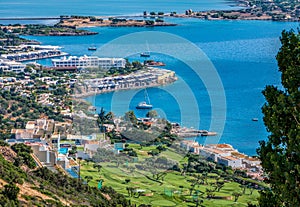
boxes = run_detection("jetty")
[175,128,217,137]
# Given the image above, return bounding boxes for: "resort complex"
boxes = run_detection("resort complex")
[52,56,126,69]
[75,67,177,96]
[0,58,26,73]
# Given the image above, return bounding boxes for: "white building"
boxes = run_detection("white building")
[199,147,231,162]
[52,55,126,69]
[217,156,243,168]
[0,58,25,73]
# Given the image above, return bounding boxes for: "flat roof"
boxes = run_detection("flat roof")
[202,147,224,155]
[221,156,239,161]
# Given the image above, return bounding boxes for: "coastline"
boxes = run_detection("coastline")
[72,81,176,99]
[72,67,178,99]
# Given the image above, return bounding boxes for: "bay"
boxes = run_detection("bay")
[17,17,300,155]
[0,0,299,155]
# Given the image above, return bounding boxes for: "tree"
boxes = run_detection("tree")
[3,183,20,201]
[146,110,158,118]
[216,181,224,192]
[97,107,106,133]
[93,163,102,173]
[77,157,82,185]
[84,175,93,184]
[232,192,241,202]
[124,110,137,124]
[239,184,247,194]
[257,30,300,207]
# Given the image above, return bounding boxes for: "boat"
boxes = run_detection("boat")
[88,46,97,51]
[140,41,150,57]
[140,52,150,57]
[252,118,258,121]
[136,89,152,109]
[136,101,153,109]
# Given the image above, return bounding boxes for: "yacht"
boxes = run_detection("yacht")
[140,41,150,57]
[136,101,153,109]
[88,46,97,51]
[136,89,152,109]
[140,52,150,57]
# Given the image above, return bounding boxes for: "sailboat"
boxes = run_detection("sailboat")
[140,41,150,57]
[136,89,152,109]
[140,51,150,57]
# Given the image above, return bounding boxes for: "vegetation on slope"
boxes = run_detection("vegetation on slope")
[0,142,134,206]
[257,29,300,206]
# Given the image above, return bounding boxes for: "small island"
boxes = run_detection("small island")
[57,15,177,28]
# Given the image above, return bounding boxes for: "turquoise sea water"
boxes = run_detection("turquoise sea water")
[0,0,237,18]
[3,1,299,155]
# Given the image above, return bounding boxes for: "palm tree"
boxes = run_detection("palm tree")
[232,192,242,202]
[239,184,247,194]
[97,107,106,133]
[85,175,93,192]
[77,157,83,185]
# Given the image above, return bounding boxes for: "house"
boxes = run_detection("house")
[217,156,243,168]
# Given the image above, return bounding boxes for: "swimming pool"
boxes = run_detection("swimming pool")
[59,148,68,155]
[66,168,78,178]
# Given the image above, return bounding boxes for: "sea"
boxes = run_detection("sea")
[1,0,299,155]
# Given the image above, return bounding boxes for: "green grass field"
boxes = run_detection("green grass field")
[80,145,260,206]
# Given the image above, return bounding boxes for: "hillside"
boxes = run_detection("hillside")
[0,141,133,207]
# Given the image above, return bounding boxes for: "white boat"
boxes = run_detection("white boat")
[140,41,150,57]
[136,101,153,109]
[140,52,150,57]
[88,46,97,51]
[136,89,152,109]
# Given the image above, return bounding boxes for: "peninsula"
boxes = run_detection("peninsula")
[174,0,299,21]
[57,15,177,28]
[0,24,98,36]
[73,67,177,98]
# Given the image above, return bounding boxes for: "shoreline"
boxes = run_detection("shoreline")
[58,12,299,29]
[72,78,178,99]
[72,67,178,99]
